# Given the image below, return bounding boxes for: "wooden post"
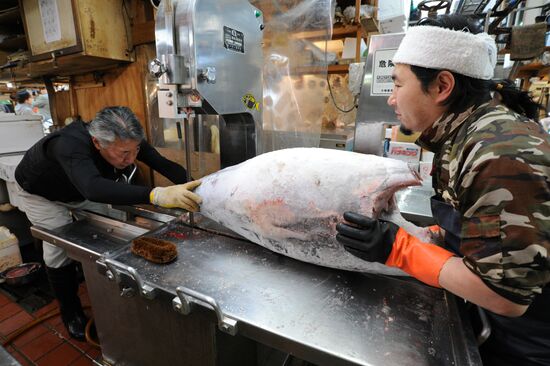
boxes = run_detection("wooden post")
[43,77,58,127]
[355,0,361,63]
[69,76,78,122]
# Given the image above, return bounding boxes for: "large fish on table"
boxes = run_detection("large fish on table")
[195,148,430,275]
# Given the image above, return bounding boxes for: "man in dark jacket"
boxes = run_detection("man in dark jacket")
[15,106,202,340]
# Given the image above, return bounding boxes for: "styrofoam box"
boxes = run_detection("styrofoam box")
[0,114,44,155]
[0,226,22,272]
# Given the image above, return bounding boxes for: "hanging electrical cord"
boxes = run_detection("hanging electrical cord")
[85,317,100,349]
[326,75,358,113]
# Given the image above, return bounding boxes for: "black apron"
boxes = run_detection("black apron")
[430,194,550,366]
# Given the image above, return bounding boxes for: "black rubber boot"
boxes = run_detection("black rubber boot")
[45,263,87,341]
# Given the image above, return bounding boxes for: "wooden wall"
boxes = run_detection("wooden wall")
[0,51,8,67]
[71,55,146,123]
[53,90,72,124]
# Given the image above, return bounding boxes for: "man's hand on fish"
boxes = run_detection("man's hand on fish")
[150,180,202,212]
[336,211,455,288]
[335,212,396,263]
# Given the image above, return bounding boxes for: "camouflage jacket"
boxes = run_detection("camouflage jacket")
[417,103,550,305]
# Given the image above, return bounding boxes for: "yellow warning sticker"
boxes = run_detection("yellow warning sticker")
[242,93,260,111]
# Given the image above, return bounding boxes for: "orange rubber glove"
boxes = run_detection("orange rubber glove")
[336,212,454,288]
[385,228,454,287]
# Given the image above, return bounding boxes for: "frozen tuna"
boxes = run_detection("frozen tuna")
[195,148,429,275]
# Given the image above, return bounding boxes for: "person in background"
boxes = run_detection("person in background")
[336,15,549,366]
[7,93,17,113]
[0,99,12,113]
[0,91,15,113]
[14,90,34,115]
[33,87,51,120]
[32,87,53,133]
[15,106,202,341]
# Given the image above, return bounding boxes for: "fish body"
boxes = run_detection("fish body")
[196,148,428,275]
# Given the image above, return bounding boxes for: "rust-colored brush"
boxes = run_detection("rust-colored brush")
[131,236,177,264]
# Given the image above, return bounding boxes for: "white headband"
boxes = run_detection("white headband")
[393,25,497,80]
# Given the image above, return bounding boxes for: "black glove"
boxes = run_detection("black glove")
[336,212,399,263]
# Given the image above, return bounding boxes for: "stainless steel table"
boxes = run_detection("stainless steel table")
[32,211,481,366]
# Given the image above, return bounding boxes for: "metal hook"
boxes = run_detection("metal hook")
[173,286,238,335]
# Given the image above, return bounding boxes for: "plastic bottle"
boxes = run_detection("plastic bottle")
[382,128,392,157]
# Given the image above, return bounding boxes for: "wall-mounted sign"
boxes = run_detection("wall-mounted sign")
[371,48,397,96]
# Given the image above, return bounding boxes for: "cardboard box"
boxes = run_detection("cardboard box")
[387,142,421,163]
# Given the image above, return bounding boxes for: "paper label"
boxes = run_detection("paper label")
[38,0,62,43]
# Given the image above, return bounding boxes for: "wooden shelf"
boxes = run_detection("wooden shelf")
[512,61,550,90]
[0,1,18,11]
[294,64,350,75]
[275,1,371,73]
[499,46,550,55]
[327,64,350,73]
[519,62,546,71]
[0,52,131,81]
[0,6,25,53]
[0,35,27,52]
[332,24,362,38]
[292,25,360,40]
[0,6,21,25]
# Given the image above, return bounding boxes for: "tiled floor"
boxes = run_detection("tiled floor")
[0,282,104,366]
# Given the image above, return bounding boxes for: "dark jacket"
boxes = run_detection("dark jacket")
[15,120,187,204]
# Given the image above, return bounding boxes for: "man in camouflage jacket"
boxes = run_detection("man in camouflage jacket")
[335,15,549,366]
[417,102,549,365]
[419,103,549,306]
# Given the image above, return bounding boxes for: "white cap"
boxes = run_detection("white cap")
[393,25,497,80]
